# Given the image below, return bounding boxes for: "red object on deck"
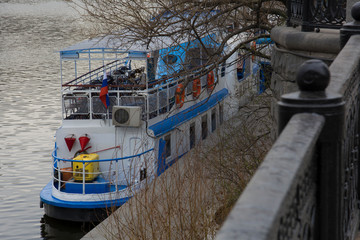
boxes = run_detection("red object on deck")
[79,135,90,151]
[64,135,76,152]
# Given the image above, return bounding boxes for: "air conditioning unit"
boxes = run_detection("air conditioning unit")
[112,106,142,127]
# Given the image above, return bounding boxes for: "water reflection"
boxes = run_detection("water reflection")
[0,1,92,239]
[40,216,97,240]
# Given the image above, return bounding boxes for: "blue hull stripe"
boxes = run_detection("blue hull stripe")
[149,88,229,137]
[40,182,129,209]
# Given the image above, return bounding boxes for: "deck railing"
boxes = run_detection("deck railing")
[287,0,346,31]
[61,70,212,121]
[62,59,125,89]
[216,4,360,239]
[52,148,154,195]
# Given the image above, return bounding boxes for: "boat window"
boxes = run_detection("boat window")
[147,50,159,83]
[245,56,251,76]
[211,109,216,132]
[219,103,224,125]
[237,49,251,82]
[164,134,171,158]
[259,62,273,94]
[190,122,195,149]
[221,61,226,77]
[92,96,117,119]
[201,115,208,140]
[186,80,193,96]
[63,94,89,120]
[162,54,178,65]
[201,48,216,65]
[185,48,201,70]
[201,75,207,88]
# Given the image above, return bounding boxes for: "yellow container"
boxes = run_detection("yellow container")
[72,153,100,182]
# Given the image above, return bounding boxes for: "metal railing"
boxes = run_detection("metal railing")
[62,60,125,89]
[217,113,324,239]
[61,68,213,121]
[216,5,360,239]
[52,148,154,195]
[287,0,346,31]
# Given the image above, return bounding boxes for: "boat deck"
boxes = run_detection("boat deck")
[40,182,129,209]
[55,175,128,194]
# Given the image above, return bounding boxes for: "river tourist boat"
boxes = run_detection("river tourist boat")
[39,31,272,222]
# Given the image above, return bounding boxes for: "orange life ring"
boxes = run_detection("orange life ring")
[192,78,201,98]
[175,83,185,108]
[207,71,215,91]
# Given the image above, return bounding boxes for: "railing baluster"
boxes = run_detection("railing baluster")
[57,160,61,191]
[82,161,86,195]
[116,160,118,192]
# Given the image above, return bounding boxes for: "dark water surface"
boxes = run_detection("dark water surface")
[0,1,93,239]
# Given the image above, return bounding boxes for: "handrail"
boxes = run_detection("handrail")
[62,83,148,89]
[61,59,218,121]
[216,113,325,239]
[52,148,155,195]
[63,59,121,86]
[62,61,214,89]
[52,148,154,163]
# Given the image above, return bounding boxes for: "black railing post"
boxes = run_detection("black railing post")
[277,60,345,240]
[286,0,292,27]
[340,1,360,48]
[301,0,315,32]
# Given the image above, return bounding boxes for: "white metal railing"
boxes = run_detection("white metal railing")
[52,148,154,195]
[62,60,126,90]
[62,74,212,120]
[61,58,217,121]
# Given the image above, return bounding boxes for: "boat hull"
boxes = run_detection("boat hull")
[40,182,129,222]
[42,202,110,222]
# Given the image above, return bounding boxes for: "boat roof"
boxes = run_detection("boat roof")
[59,34,190,55]
[60,10,223,56]
[60,35,148,55]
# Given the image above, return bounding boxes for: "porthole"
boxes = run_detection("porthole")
[162,54,178,64]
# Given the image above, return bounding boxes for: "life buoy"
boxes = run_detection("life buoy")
[175,83,185,108]
[192,78,201,98]
[207,71,215,91]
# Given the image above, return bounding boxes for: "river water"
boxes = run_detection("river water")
[0,1,95,239]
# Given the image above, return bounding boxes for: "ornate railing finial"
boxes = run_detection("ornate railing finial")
[351,1,360,21]
[296,59,330,91]
[340,1,360,48]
